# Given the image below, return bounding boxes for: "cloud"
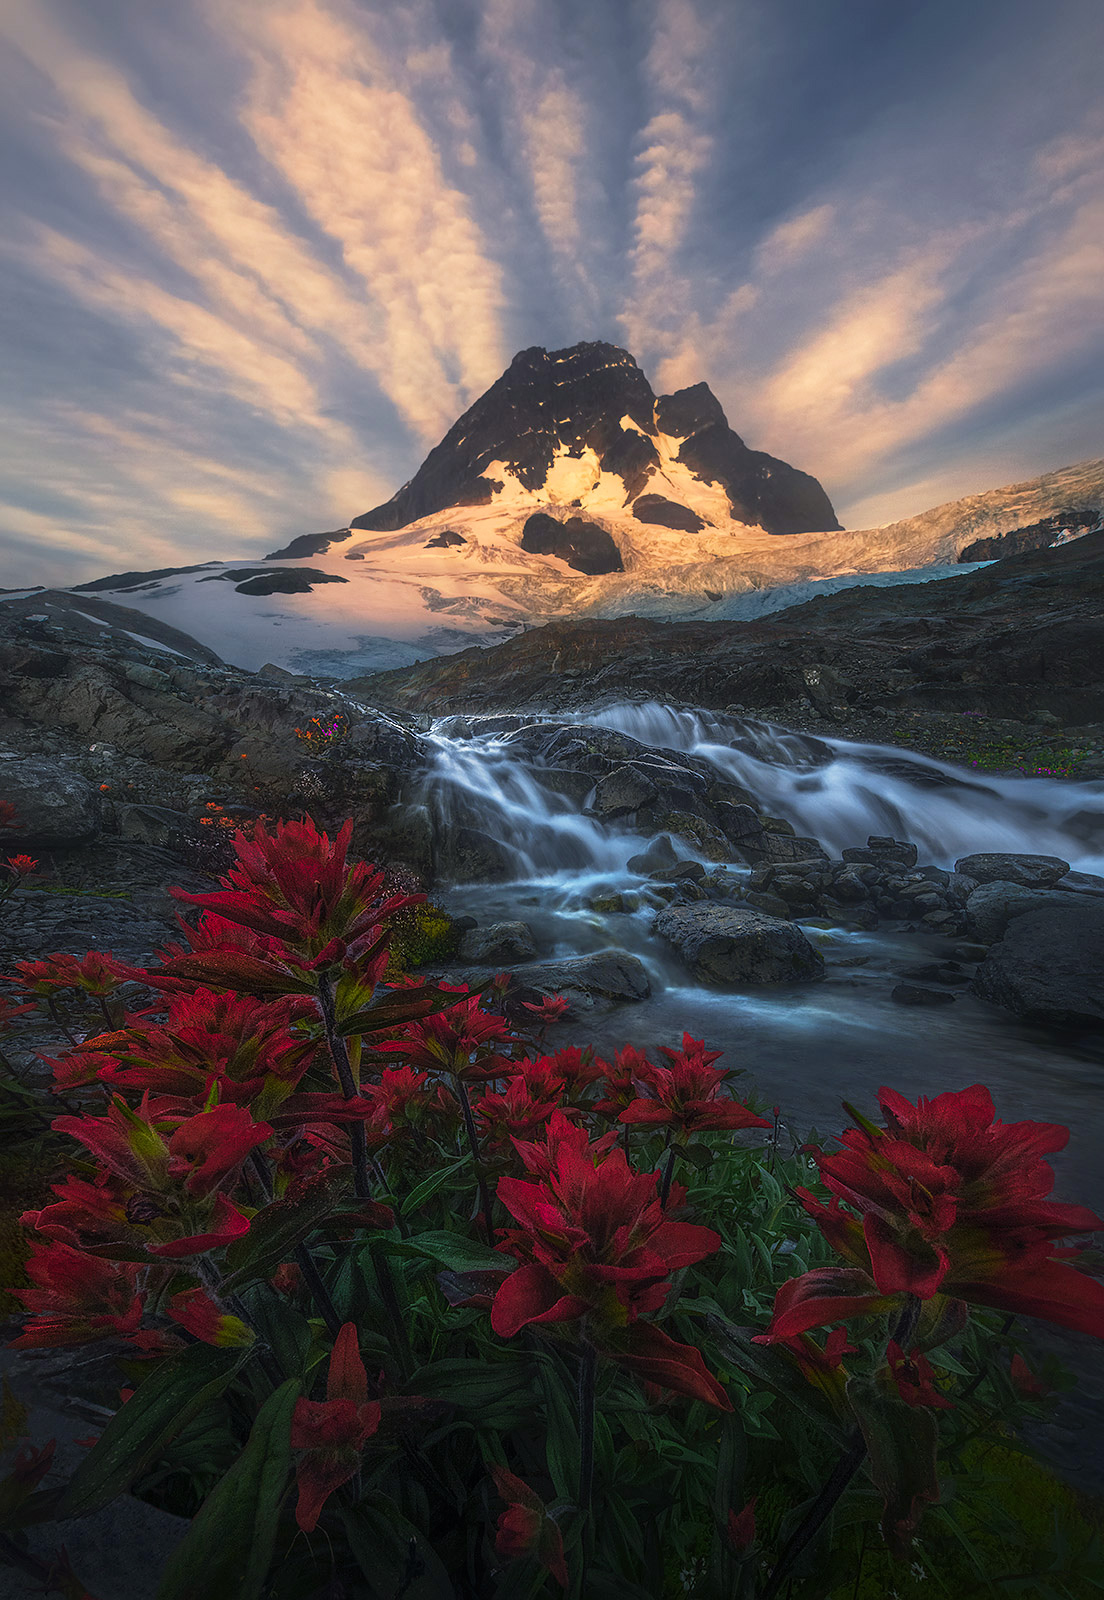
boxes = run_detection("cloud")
[221,0,507,441]
[755,204,835,274]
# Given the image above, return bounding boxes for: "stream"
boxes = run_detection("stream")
[418,703,1104,1486]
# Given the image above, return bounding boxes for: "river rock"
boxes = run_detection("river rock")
[891,983,957,1006]
[965,881,1102,943]
[972,904,1104,1029]
[590,764,658,817]
[627,834,678,874]
[457,921,536,964]
[954,852,1070,888]
[507,949,651,1011]
[0,753,101,846]
[654,903,824,986]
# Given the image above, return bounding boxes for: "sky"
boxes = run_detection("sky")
[1,0,1103,587]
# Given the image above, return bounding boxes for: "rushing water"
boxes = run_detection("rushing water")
[419,703,1104,1482]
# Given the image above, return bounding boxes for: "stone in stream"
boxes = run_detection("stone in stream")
[954,852,1070,888]
[972,903,1104,1029]
[965,881,1102,944]
[506,950,651,1012]
[627,834,678,874]
[654,903,824,986]
[457,921,536,964]
[589,764,659,817]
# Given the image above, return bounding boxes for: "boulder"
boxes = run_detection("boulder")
[115,802,192,850]
[972,904,1104,1029]
[0,754,100,846]
[507,950,651,1012]
[654,903,824,986]
[954,852,1070,888]
[457,921,537,964]
[965,881,1102,943]
[590,765,658,817]
[627,834,678,874]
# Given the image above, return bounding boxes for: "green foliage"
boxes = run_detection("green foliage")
[386,903,459,975]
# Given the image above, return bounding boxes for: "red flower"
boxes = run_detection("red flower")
[0,996,35,1032]
[2,955,87,997]
[290,1323,381,1531]
[521,993,570,1026]
[92,989,316,1110]
[1009,1352,1050,1399]
[619,1035,771,1139]
[172,817,418,966]
[726,1498,757,1553]
[476,1075,570,1150]
[592,1045,653,1120]
[54,1096,271,1199]
[491,1113,730,1408]
[758,1085,1104,1343]
[490,1466,568,1587]
[374,986,514,1081]
[5,854,38,877]
[9,1241,143,1349]
[167,1288,254,1347]
[886,1340,953,1410]
[539,1045,608,1100]
[360,1065,459,1144]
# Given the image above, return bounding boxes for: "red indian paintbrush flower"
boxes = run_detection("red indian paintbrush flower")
[5,854,38,877]
[885,1340,953,1410]
[89,988,317,1111]
[592,1045,654,1120]
[476,1074,572,1150]
[374,986,515,1082]
[757,1084,1104,1343]
[171,817,418,967]
[8,1241,143,1349]
[491,1112,731,1409]
[619,1034,771,1139]
[520,993,570,1026]
[490,1466,568,1588]
[290,1323,381,1531]
[53,1095,271,1198]
[167,1287,254,1348]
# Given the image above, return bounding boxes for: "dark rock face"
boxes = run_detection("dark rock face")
[349,341,839,537]
[0,755,100,846]
[958,511,1101,564]
[655,903,825,986]
[631,494,705,532]
[265,529,352,560]
[423,530,467,549]
[955,853,1070,888]
[73,564,222,592]
[518,513,624,575]
[457,921,536,964]
[973,904,1104,1029]
[505,950,651,1011]
[199,568,349,597]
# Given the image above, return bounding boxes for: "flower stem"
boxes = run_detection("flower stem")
[452,1074,495,1247]
[760,1295,921,1599]
[293,1243,344,1342]
[370,1242,413,1380]
[577,1342,597,1518]
[659,1145,678,1208]
[317,977,372,1201]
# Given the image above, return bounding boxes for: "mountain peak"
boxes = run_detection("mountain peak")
[340,342,840,539]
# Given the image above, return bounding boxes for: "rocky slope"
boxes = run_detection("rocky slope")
[349,527,1104,737]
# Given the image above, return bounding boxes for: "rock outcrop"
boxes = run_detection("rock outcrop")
[655,903,825,986]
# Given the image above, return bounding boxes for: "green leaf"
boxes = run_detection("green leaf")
[704,1316,849,1447]
[680,1143,715,1170]
[535,1352,581,1505]
[221,1166,350,1290]
[339,1494,455,1599]
[396,1230,507,1272]
[338,984,484,1038]
[847,1373,941,1560]
[400,1156,470,1216]
[60,1342,255,1517]
[155,1377,300,1600]
[406,1357,534,1410]
[238,1282,316,1377]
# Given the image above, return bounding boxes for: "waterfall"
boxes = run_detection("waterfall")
[417,702,1104,881]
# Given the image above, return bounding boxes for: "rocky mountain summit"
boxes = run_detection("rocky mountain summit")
[273,341,840,561]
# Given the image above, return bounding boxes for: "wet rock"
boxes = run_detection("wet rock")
[651,859,706,882]
[891,984,957,1006]
[898,962,970,986]
[644,810,733,862]
[627,834,678,874]
[0,753,101,846]
[744,890,791,918]
[842,837,918,868]
[590,764,658,817]
[972,904,1104,1029]
[952,942,989,962]
[433,825,518,883]
[954,852,1070,888]
[507,949,651,1012]
[654,903,825,986]
[964,881,1101,943]
[1054,870,1104,896]
[115,802,192,850]
[457,921,536,964]
[745,831,828,865]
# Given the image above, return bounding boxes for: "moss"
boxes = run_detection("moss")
[385,904,459,977]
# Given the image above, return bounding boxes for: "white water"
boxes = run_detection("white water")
[422,702,1104,880]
